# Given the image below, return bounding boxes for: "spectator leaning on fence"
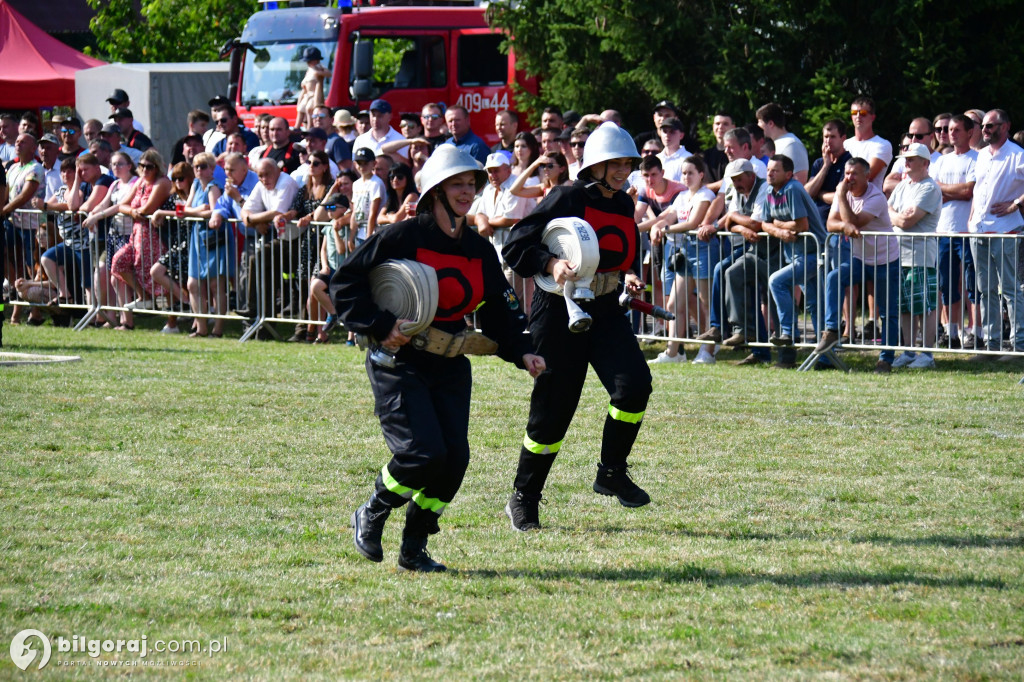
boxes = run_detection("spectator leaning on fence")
[208,153,258,317]
[148,161,195,334]
[3,134,45,291]
[763,154,828,368]
[967,108,1024,359]
[887,142,943,370]
[817,157,901,374]
[112,149,172,323]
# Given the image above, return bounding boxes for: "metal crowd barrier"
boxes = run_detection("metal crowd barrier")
[628,227,1024,370]
[6,209,346,341]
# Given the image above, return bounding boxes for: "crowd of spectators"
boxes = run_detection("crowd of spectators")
[2,91,1023,367]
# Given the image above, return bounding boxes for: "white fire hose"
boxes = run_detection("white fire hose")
[361,259,438,366]
[534,217,601,333]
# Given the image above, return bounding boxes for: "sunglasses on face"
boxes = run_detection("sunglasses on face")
[641,149,658,155]
[422,114,441,120]
[850,109,872,116]
[312,113,329,119]
[215,118,230,125]
[907,132,929,140]
[172,176,186,182]
[61,128,77,134]
[935,126,950,133]
[570,141,586,148]
[540,163,555,170]
[138,162,155,170]
[310,160,323,168]
[982,122,1003,130]
[193,163,209,171]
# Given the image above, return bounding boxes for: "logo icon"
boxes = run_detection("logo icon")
[10,630,51,671]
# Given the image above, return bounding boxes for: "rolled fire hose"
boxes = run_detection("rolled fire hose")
[533,217,601,333]
[363,259,438,365]
[533,217,601,296]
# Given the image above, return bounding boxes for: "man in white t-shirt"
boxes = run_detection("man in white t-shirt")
[352,99,407,163]
[470,152,529,296]
[241,158,300,319]
[756,102,809,183]
[656,117,691,183]
[967,108,1024,356]
[931,114,979,349]
[888,143,943,368]
[844,96,893,191]
[816,157,901,373]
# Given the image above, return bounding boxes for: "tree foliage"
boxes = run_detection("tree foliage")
[490,0,1024,147]
[86,0,259,63]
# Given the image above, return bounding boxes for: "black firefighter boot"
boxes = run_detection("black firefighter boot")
[397,536,446,573]
[593,463,651,508]
[350,493,392,563]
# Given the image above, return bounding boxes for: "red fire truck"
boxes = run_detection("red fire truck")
[222,1,535,146]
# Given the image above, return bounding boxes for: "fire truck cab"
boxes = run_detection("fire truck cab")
[224,2,533,147]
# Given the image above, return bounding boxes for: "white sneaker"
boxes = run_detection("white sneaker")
[892,352,917,368]
[125,298,155,311]
[649,350,686,364]
[692,347,716,365]
[907,353,935,369]
[160,325,180,334]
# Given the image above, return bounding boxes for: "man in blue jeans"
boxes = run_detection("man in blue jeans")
[762,155,828,368]
[815,157,901,374]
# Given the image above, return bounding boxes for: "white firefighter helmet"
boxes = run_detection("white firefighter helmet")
[578,122,640,176]
[416,145,486,213]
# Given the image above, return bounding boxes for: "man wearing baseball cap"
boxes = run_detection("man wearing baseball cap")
[106,89,146,134]
[352,99,407,163]
[469,152,528,277]
[110,108,153,152]
[99,122,142,164]
[887,142,943,369]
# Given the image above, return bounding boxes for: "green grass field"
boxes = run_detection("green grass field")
[2,323,1023,680]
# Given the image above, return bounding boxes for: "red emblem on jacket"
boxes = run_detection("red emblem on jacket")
[583,206,636,272]
[416,249,484,321]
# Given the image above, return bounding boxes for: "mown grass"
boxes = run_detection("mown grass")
[1,323,1023,680]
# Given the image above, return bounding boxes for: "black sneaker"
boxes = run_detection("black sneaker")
[397,537,447,573]
[505,491,542,531]
[593,464,650,508]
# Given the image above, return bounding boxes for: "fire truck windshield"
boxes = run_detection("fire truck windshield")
[240,40,335,107]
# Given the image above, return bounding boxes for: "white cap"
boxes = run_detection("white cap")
[484,151,511,169]
[899,143,931,161]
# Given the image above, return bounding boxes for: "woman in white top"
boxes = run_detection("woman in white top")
[649,155,716,363]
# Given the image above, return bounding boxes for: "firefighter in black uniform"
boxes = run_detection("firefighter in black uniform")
[333,146,545,572]
[502,122,653,531]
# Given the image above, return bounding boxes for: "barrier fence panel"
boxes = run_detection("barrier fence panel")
[7,204,1023,372]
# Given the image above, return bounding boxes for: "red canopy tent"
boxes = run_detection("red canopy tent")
[0,0,105,109]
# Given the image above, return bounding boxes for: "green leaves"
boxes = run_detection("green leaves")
[491,0,1024,142]
[86,0,259,63]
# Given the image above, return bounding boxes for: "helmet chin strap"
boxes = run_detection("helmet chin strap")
[437,189,462,233]
[582,162,615,193]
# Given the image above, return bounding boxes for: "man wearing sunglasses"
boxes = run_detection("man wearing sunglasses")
[845,96,893,192]
[57,117,84,163]
[967,109,1024,358]
[419,103,449,152]
[566,128,589,181]
[209,106,259,158]
[884,117,937,196]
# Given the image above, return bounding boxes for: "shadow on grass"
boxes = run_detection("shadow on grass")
[591,525,1024,549]
[459,565,1007,589]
